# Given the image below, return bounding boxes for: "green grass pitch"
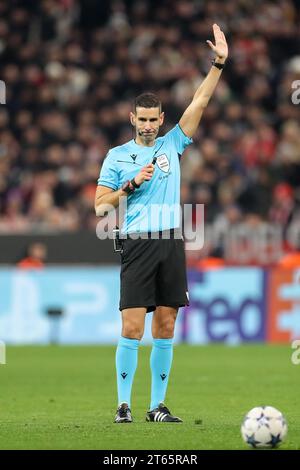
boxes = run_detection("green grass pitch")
[0,344,299,450]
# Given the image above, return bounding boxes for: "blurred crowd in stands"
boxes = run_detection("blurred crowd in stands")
[0,0,300,263]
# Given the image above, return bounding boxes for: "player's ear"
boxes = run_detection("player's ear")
[159,112,165,126]
[130,112,136,127]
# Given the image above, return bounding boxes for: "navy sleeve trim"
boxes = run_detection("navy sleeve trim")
[97,182,118,190]
[177,123,193,140]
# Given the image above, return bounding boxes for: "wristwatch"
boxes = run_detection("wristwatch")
[212,59,225,70]
[130,178,140,189]
[121,180,135,195]
[121,178,140,195]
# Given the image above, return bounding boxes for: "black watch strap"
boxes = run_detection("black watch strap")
[131,178,140,189]
[121,180,134,194]
[212,59,225,70]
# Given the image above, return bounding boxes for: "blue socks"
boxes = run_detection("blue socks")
[116,336,140,408]
[115,337,174,411]
[150,338,173,410]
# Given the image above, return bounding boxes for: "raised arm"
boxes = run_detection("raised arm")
[179,24,228,138]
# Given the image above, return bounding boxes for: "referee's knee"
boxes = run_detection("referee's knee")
[153,321,176,339]
[122,326,144,340]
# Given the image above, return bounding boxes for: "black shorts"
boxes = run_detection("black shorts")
[119,231,189,313]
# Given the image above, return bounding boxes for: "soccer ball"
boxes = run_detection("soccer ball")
[241,406,287,448]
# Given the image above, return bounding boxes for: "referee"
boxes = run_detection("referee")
[95,24,228,423]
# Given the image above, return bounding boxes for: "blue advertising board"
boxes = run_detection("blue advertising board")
[0,268,121,344]
[0,267,267,344]
[181,268,267,344]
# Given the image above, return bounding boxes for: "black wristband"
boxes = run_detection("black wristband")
[121,180,135,194]
[212,59,225,70]
[131,178,140,189]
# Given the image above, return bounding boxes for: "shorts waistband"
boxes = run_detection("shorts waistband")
[121,228,183,240]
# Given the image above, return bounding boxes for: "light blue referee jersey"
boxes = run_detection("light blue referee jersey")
[97,124,193,234]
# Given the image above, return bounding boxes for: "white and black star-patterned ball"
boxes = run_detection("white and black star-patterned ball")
[241,406,288,448]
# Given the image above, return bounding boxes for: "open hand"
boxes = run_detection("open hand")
[206,24,228,60]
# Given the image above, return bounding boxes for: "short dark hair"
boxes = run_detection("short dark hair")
[134,92,161,112]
